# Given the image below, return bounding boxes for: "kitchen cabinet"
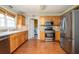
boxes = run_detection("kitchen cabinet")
[40,31,45,41]
[40,16,61,26]
[40,31,60,41]
[16,33,21,47]
[52,16,61,26]
[9,31,28,53]
[55,31,60,42]
[9,34,17,53]
[17,15,26,27]
[40,16,45,25]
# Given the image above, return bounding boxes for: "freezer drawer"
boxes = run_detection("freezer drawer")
[62,38,72,53]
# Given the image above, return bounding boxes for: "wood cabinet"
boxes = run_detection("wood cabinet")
[40,16,45,25]
[40,16,61,26]
[55,31,60,42]
[40,31,45,41]
[40,16,60,41]
[9,34,17,53]
[52,16,61,26]
[18,31,28,45]
[9,31,28,53]
[40,31,60,41]
[17,15,25,27]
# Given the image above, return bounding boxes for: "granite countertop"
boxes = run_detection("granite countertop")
[0,28,27,37]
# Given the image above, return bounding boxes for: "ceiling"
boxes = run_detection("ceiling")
[4,5,75,16]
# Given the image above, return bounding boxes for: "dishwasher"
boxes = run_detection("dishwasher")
[0,35,10,54]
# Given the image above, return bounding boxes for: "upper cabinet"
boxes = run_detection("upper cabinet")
[17,15,26,28]
[0,7,27,30]
[40,16,61,26]
[40,16,45,25]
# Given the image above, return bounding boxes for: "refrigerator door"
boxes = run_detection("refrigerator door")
[60,16,66,48]
[60,12,72,53]
[63,12,72,53]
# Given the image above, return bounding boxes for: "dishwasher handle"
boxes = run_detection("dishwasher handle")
[0,37,8,41]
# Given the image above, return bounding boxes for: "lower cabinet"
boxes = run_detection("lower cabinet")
[9,31,28,53]
[40,31,60,42]
[40,31,45,41]
[9,34,17,53]
[55,31,60,42]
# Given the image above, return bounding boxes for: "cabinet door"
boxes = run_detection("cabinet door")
[18,32,22,45]
[18,32,25,45]
[52,16,60,26]
[16,33,20,48]
[55,31,60,41]
[22,16,25,26]
[9,34,17,53]
[22,32,26,43]
[21,32,25,43]
[21,31,28,43]
[40,31,45,41]
[17,15,25,27]
[40,16,45,25]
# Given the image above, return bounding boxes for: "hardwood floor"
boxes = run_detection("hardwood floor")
[13,39,65,54]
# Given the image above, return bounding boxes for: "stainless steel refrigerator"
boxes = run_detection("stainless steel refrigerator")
[60,10,79,54]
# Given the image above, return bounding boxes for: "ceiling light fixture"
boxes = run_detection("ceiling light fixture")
[40,5,46,10]
[8,5,13,9]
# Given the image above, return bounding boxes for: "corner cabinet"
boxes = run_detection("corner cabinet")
[9,31,28,53]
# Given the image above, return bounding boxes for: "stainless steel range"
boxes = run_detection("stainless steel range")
[44,21,55,41]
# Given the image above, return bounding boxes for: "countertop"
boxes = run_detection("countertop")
[0,28,27,37]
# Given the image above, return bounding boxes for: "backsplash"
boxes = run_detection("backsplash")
[40,26,60,32]
[53,26,60,31]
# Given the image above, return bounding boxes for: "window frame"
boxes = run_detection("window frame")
[6,14,17,29]
[0,8,17,29]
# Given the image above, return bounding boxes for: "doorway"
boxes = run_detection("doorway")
[34,19,38,39]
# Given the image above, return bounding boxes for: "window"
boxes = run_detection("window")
[6,15,16,28]
[0,13,6,27]
[0,8,16,30]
